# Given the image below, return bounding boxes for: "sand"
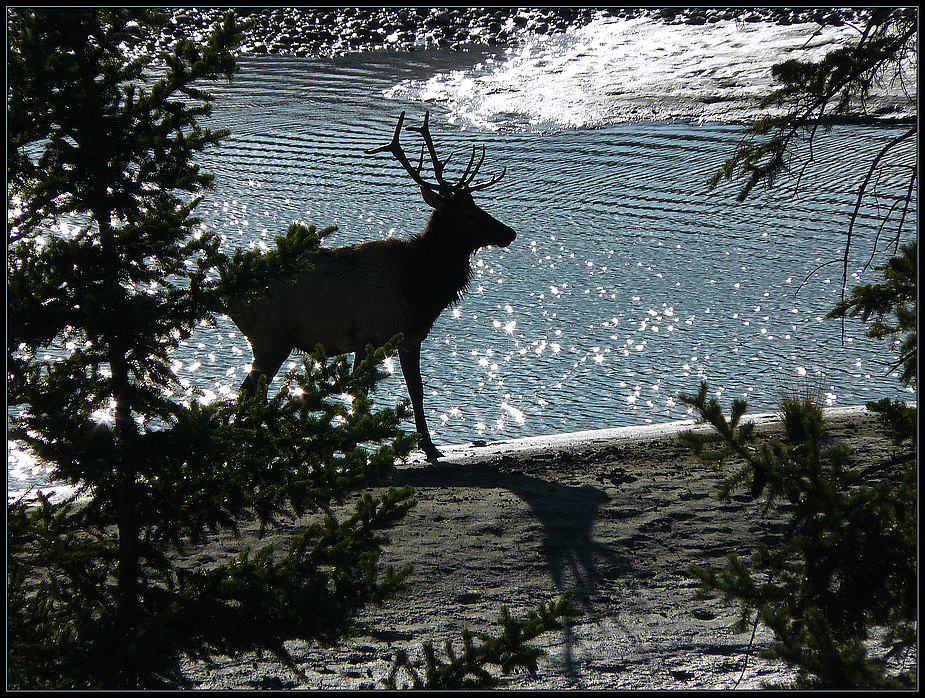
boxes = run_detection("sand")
[179,406,897,689]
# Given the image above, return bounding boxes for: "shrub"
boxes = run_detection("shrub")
[680,385,916,688]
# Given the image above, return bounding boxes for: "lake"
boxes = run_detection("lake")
[8,15,916,497]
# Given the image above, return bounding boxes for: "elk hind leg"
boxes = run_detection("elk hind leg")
[240,342,291,400]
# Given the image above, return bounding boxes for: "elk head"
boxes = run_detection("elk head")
[365,111,516,251]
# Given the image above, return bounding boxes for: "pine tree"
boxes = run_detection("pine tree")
[7,9,417,687]
[683,9,917,686]
[680,383,916,688]
[385,595,582,689]
[828,241,917,390]
[709,8,916,201]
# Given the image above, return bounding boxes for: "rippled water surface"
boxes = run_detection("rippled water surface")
[9,17,916,496]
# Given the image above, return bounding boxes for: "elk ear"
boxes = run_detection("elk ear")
[420,185,449,212]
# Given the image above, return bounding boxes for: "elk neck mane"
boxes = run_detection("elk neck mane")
[403,213,475,321]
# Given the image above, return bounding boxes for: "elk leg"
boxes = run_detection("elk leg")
[240,344,290,400]
[239,371,262,398]
[240,368,278,399]
[352,348,367,373]
[398,343,443,460]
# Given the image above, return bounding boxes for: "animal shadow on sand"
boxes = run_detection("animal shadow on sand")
[391,455,634,681]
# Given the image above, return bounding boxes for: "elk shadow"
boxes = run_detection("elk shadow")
[391,457,628,681]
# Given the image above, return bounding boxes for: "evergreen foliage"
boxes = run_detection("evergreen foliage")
[778,379,825,445]
[384,595,582,689]
[688,9,917,687]
[828,241,917,389]
[709,8,916,201]
[679,386,916,687]
[7,9,578,689]
[7,9,418,688]
[708,9,916,307]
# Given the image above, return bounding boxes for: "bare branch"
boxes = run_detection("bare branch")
[840,125,916,336]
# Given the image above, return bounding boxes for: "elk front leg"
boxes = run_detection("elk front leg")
[398,343,443,460]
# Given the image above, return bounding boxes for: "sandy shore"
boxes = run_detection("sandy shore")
[179,405,898,689]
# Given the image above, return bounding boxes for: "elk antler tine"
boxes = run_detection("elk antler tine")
[459,144,478,186]
[364,110,406,155]
[410,110,428,131]
[406,110,452,188]
[466,166,506,192]
[467,145,487,186]
[364,111,443,194]
[475,145,486,176]
[364,111,505,195]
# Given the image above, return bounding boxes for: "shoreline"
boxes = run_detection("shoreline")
[414,404,876,465]
[8,404,878,503]
[151,7,871,59]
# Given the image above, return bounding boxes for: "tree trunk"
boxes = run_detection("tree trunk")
[99,214,141,684]
[112,350,138,623]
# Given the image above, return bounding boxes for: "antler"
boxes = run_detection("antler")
[461,144,506,192]
[404,111,455,190]
[365,111,505,195]
[364,111,436,192]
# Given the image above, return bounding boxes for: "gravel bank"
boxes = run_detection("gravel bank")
[152,7,872,58]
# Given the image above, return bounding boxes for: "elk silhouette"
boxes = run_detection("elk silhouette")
[230,111,515,459]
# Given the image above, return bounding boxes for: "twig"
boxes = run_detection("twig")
[794,259,841,297]
[839,125,916,339]
[734,610,762,689]
[890,164,916,255]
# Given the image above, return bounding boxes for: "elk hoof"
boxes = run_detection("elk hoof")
[422,442,444,461]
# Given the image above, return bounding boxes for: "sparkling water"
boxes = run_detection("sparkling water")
[9,15,916,498]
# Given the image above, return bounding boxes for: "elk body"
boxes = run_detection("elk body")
[230,112,515,459]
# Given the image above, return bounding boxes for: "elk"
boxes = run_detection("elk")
[229,111,515,459]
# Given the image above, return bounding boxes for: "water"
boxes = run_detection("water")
[387,14,912,128]
[9,15,916,498]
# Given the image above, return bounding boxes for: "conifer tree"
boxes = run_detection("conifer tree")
[385,595,582,689]
[7,9,418,687]
[709,8,916,201]
[683,8,917,687]
[828,241,916,391]
[680,382,915,688]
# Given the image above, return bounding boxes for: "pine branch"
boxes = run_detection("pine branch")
[384,594,582,689]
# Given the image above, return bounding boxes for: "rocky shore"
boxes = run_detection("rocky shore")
[153,7,871,58]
